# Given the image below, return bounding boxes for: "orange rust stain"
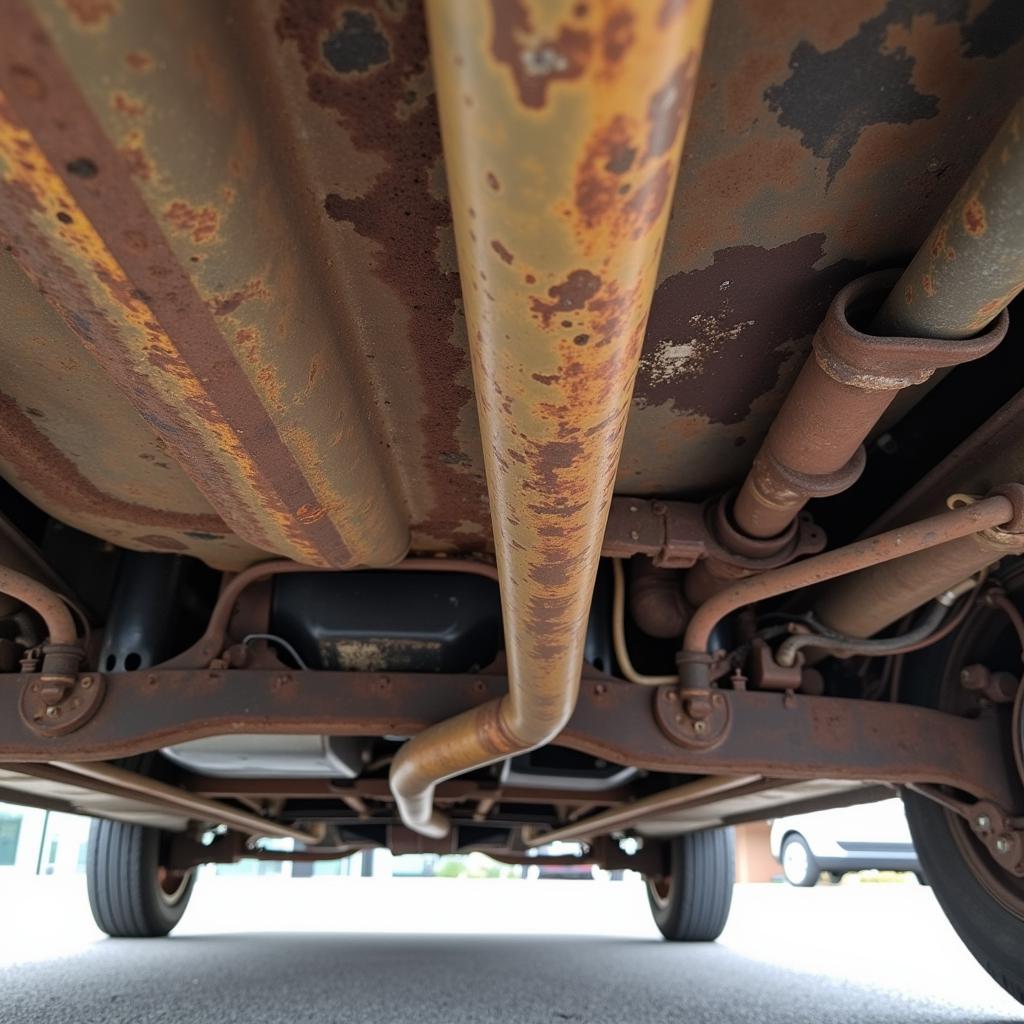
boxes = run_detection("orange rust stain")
[296,503,327,525]
[904,284,914,305]
[61,0,119,30]
[963,195,986,236]
[124,50,154,73]
[110,91,146,118]
[118,129,154,181]
[922,274,936,297]
[163,200,220,244]
[208,279,269,317]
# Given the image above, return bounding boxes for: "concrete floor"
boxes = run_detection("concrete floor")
[0,875,1021,1023]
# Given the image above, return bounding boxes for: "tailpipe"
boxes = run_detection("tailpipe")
[390,0,711,837]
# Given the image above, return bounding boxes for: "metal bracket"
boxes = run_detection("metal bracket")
[20,672,105,737]
[910,784,1024,878]
[654,686,731,750]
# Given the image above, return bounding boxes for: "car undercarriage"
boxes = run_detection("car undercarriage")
[0,0,1022,1001]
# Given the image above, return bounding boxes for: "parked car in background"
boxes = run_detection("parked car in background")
[770,799,922,887]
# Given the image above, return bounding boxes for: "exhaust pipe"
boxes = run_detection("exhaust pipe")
[390,0,711,837]
[727,100,1022,549]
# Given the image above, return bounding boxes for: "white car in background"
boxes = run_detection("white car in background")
[770,798,922,887]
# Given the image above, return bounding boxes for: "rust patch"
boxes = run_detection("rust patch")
[602,9,635,67]
[575,115,636,228]
[491,239,514,264]
[278,0,489,548]
[623,160,672,238]
[124,50,154,73]
[963,194,987,236]
[110,91,145,119]
[61,0,118,30]
[322,9,390,74]
[635,234,863,424]
[119,130,153,182]
[530,269,602,326]
[489,0,592,110]
[163,200,220,245]
[208,279,270,317]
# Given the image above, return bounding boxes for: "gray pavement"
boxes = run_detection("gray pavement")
[0,876,1021,1023]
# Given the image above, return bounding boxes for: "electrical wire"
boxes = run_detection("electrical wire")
[610,559,677,685]
[241,632,309,670]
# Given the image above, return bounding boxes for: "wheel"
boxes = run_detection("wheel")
[780,833,819,887]
[86,818,196,938]
[899,570,1024,1004]
[646,827,734,941]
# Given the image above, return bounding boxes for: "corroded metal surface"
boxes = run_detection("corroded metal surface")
[0,1,1020,566]
[620,0,1024,495]
[389,0,710,837]
[875,97,1024,338]
[0,670,1015,809]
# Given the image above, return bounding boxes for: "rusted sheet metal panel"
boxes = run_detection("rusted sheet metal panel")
[0,1,1021,566]
[0,0,409,568]
[0,250,260,567]
[389,0,711,836]
[620,0,1024,496]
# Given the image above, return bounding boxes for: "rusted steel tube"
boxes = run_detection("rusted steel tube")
[523,774,760,846]
[0,566,76,647]
[731,272,1006,540]
[46,761,320,843]
[683,495,1015,661]
[873,100,1024,339]
[390,0,711,838]
[813,531,1021,639]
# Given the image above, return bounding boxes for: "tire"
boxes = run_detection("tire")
[646,827,734,941]
[899,571,1024,1004]
[780,833,819,887]
[86,818,196,938]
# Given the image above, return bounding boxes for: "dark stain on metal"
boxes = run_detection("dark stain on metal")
[601,9,635,66]
[961,0,1024,58]
[763,1,965,186]
[279,0,488,549]
[322,9,390,74]
[490,239,514,264]
[489,0,592,110]
[65,157,98,178]
[635,234,863,424]
[530,269,602,326]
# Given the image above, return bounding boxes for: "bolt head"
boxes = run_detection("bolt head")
[976,814,992,832]
[693,720,707,734]
[81,677,92,689]
[995,836,1013,855]
[45,705,60,718]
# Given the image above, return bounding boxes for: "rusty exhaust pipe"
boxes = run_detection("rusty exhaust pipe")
[727,101,1022,547]
[389,0,711,837]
